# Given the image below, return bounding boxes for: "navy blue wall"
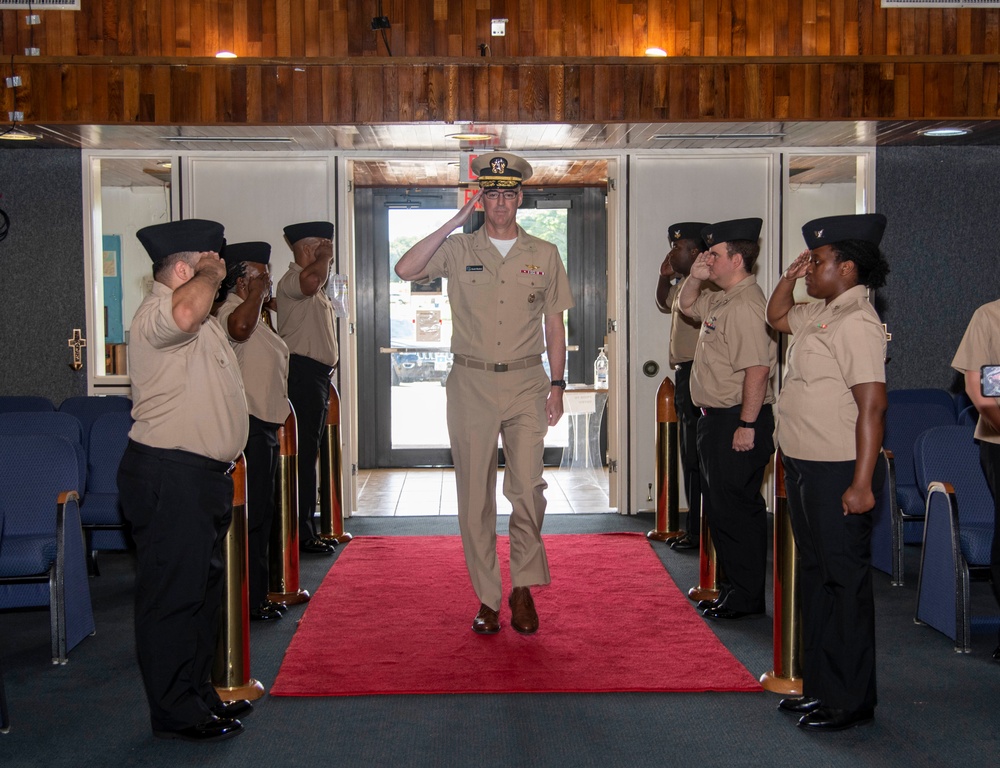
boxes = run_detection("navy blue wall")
[876,146,1000,393]
[0,148,87,404]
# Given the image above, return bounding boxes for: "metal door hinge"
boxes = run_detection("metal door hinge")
[608,459,618,473]
[607,319,618,334]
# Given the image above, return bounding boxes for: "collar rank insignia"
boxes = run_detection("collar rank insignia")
[491,157,508,175]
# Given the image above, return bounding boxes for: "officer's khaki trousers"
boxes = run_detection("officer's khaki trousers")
[446,363,552,610]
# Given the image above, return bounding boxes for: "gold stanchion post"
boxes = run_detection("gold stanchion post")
[688,505,722,601]
[319,384,352,545]
[213,455,265,702]
[648,376,683,542]
[268,405,310,607]
[760,452,803,694]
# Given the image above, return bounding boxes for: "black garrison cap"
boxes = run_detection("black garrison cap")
[223,241,271,267]
[668,222,709,249]
[802,213,887,250]
[283,221,334,245]
[701,218,763,247]
[136,219,224,262]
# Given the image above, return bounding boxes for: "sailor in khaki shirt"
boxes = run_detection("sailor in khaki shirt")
[655,221,709,551]
[117,219,251,742]
[679,217,776,621]
[395,152,574,637]
[953,296,1000,662]
[767,213,889,732]
[216,241,290,622]
[275,221,338,555]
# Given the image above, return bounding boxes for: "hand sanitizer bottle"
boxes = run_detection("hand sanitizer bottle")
[594,346,609,389]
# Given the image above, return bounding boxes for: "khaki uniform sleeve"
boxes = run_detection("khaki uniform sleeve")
[725,301,772,372]
[831,311,886,387]
[140,291,197,351]
[953,306,994,373]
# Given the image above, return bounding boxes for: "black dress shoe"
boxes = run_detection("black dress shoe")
[211,700,253,719]
[300,537,334,554]
[778,696,822,715]
[669,534,698,551]
[250,605,283,621]
[265,600,287,615]
[703,605,762,620]
[696,597,722,611]
[798,706,874,731]
[154,716,244,742]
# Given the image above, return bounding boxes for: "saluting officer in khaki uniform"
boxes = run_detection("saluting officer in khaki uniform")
[679,218,777,621]
[216,241,291,622]
[395,152,574,636]
[275,222,338,555]
[953,283,1000,664]
[655,222,710,551]
[768,214,889,732]
[117,219,251,742]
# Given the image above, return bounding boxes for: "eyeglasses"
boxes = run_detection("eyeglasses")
[482,190,519,201]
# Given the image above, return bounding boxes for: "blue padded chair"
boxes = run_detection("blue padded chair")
[914,425,999,652]
[0,396,55,414]
[80,412,133,566]
[58,396,132,451]
[887,388,957,412]
[0,412,87,496]
[882,402,957,585]
[870,450,900,584]
[0,434,95,664]
[957,404,978,427]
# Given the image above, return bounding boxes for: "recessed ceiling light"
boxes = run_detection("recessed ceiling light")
[918,127,970,138]
[0,126,39,141]
[645,47,668,57]
[156,161,172,169]
[445,132,496,141]
[215,51,238,59]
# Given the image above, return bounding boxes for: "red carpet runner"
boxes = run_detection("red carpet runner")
[270,533,762,696]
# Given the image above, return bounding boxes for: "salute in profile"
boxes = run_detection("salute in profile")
[767,214,889,731]
[275,221,339,555]
[117,219,251,742]
[216,241,291,622]
[679,218,777,621]
[655,221,710,551]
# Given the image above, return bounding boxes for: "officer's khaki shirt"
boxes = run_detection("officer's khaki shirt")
[217,293,291,426]
[776,285,886,461]
[688,275,777,409]
[128,281,248,462]
[666,276,713,367]
[275,262,339,367]
[424,225,574,361]
[953,298,1000,445]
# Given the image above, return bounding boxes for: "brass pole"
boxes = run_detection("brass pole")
[687,504,722,602]
[319,384,352,545]
[648,376,683,542]
[268,404,310,607]
[760,452,803,694]
[213,455,265,702]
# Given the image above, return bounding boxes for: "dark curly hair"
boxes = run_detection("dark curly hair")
[831,239,890,290]
[216,261,247,304]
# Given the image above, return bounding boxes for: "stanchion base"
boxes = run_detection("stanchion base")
[215,678,266,703]
[646,530,684,542]
[320,533,353,544]
[268,589,310,606]
[759,671,802,695]
[687,586,720,601]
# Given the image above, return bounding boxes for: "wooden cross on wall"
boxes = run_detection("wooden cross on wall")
[67,328,86,371]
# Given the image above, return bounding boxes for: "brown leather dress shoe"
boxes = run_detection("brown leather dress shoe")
[472,603,500,634]
[509,586,539,634]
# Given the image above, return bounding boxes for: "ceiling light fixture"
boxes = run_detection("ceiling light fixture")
[0,125,39,141]
[917,126,971,138]
[445,133,496,141]
[215,51,238,59]
[156,161,172,169]
[645,47,668,57]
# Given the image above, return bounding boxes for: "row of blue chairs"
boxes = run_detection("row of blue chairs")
[869,389,998,653]
[0,396,133,664]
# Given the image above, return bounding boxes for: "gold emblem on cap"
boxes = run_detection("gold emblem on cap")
[705,233,714,244]
[815,229,824,238]
[491,157,508,175]
[672,229,681,240]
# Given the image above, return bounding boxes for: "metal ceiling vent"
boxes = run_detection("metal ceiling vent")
[0,1,81,8]
[882,1,1000,6]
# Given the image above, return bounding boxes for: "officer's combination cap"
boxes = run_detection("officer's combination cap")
[472,152,534,189]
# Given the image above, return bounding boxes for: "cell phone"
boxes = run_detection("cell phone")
[981,365,1000,397]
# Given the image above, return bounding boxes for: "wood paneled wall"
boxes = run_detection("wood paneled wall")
[2,1,1000,124]
[3,1,1000,58]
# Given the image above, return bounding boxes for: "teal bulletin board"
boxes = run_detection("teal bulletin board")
[102,235,124,344]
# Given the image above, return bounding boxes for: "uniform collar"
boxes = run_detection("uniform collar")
[827,284,870,311]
